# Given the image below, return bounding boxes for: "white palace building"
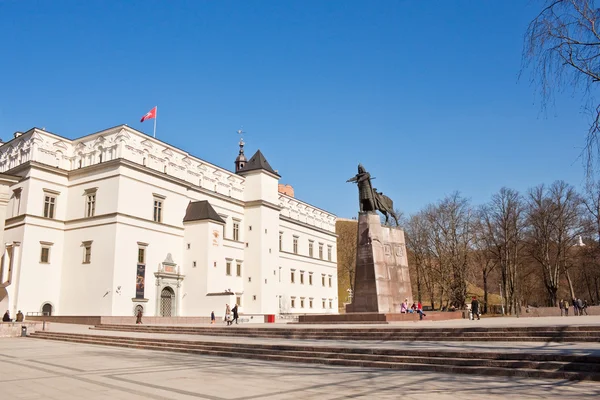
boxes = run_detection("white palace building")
[0,125,338,318]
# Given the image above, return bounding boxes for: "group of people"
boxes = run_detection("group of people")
[2,310,24,322]
[559,298,589,316]
[219,304,239,325]
[400,299,426,320]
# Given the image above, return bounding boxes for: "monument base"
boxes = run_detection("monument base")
[297,311,464,324]
[347,212,413,313]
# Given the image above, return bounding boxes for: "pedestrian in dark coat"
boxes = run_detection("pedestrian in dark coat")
[231,304,239,325]
[471,297,480,320]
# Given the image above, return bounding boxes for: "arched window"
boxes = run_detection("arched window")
[134,304,144,316]
[42,303,53,316]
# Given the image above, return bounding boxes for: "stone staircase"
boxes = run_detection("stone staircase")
[29,331,600,381]
[88,324,600,342]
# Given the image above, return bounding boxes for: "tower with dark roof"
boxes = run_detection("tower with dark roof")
[234,130,247,173]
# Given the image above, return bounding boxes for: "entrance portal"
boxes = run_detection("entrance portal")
[42,303,53,316]
[160,287,174,317]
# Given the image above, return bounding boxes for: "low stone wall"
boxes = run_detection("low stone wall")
[520,306,600,317]
[298,311,463,324]
[0,321,41,337]
[26,316,213,325]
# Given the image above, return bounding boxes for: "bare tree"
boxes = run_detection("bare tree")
[424,193,473,309]
[523,0,600,177]
[526,181,583,305]
[479,188,525,315]
[405,212,437,308]
[580,180,600,302]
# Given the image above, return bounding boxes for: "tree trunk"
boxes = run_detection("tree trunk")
[565,267,576,300]
[416,263,422,303]
[483,271,488,315]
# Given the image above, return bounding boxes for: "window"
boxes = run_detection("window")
[137,242,148,264]
[236,296,242,306]
[293,236,298,254]
[327,245,332,261]
[82,241,92,264]
[328,275,332,287]
[279,232,283,251]
[322,299,326,309]
[43,194,56,219]
[300,271,304,284]
[322,274,326,287]
[300,298,305,308]
[319,243,324,259]
[236,263,242,277]
[193,261,197,267]
[40,242,52,264]
[291,297,296,308]
[291,269,295,283]
[309,298,313,309]
[329,299,333,309]
[308,241,314,257]
[153,196,164,222]
[253,295,256,300]
[138,248,145,264]
[309,273,313,285]
[85,190,96,217]
[233,220,240,241]
[226,261,232,276]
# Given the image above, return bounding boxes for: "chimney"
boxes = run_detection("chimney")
[278,184,294,197]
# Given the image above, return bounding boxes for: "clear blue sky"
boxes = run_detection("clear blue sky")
[0,1,589,218]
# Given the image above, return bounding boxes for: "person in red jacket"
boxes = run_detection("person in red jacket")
[416,302,426,320]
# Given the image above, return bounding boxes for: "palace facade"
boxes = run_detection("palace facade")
[0,125,338,318]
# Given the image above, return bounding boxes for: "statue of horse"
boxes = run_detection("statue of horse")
[373,189,399,226]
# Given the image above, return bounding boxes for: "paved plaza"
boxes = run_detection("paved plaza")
[1,329,600,399]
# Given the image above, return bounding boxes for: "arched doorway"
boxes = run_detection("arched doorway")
[160,287,174,317]
[42,303,53,316]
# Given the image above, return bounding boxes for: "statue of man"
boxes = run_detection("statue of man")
[347,164,376,212]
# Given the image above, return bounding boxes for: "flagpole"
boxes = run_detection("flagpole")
[153,106,157,138]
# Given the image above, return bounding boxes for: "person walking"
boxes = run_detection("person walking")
[416,301,426,321]
[582,300,589,316]
[572,298,579,316]
[471,297,480,321]
[225,304,231,326]
[211,311,216,324]
[136,309,143,324]
[577,298,587,316]
[563,299,569,316]
[231,304,239,325]
[559,299,565,317]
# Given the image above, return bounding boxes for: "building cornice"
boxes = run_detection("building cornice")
[279,215,337,237]
[245,199,282,211]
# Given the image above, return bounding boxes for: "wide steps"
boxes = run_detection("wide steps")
[90,325,600,342]
[29,331,600,381]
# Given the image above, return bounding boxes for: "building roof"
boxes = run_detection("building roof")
[183,200,225,224]
[237,149,280,177]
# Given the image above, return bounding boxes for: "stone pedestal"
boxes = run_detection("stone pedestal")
[346,212,412,313]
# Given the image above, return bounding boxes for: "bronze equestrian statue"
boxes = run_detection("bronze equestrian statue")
[347,164,399,226]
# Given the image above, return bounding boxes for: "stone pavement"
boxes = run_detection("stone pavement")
[1,338,600,399]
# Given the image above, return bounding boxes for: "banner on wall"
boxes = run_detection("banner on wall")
[136,264,146,299]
